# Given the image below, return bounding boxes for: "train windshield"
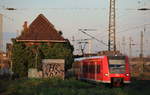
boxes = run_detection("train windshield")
[108,56,126,73]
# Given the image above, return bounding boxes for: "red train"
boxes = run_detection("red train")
[73,55,131,86]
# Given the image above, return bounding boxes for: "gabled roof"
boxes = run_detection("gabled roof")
[17,14,66,42]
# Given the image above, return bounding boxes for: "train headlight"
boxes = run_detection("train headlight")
[104,73,109,76]
[126,74,129,76]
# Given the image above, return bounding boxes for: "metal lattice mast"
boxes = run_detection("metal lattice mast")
[0,14,3,51]
[108,0,116,51]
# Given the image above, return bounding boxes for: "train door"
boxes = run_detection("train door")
[95,60,103,82]
[82,61,86,79]
[87,61,90,79]
[79,61,83,79]
[89,61,95,80]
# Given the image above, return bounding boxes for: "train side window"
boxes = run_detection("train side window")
[92,65,95,73]
[89,65,91,73]
[97,64,100,73]
[83,65,87,73]
[89,62,95,73]
[89,64,95,73]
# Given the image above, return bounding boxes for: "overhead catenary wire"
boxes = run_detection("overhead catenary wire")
[80,30,108,46]
[98,23,150,39]
[78,23,150,47]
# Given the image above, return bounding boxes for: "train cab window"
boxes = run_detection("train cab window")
[108,56,126,73]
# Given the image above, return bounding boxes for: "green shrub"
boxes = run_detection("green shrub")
[11,39,74,78]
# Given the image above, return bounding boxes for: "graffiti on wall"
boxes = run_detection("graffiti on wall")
[42,59,65,79]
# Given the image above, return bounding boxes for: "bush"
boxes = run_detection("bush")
[11,39,74,78]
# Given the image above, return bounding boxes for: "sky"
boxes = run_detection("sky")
[0,0,150,57]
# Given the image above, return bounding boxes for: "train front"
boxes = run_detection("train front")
[104,56,131,86]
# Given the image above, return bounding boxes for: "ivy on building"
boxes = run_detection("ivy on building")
[11,39,74,77]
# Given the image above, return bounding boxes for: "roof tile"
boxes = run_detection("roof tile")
[17,14,65,42]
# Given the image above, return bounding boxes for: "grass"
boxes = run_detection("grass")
[0,78,150,95]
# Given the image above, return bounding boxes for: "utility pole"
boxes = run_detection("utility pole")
[88,39,92,54]
[140,29,144,58]
[139,28,145,74]
[108,0,116,51]
[122,36,126,55]
[140,28,145,74]
[129,37,136,58]
[0,14,3,51]
[129,37,132,58]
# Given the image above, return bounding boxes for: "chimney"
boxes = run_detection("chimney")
[23,21,28,32]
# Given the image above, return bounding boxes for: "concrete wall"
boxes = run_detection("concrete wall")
[28,68,42,78]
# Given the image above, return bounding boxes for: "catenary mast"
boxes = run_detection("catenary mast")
[108,0,116,51]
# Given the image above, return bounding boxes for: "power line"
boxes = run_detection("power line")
[79,29,108,46]
[1,7,100,11]
[98,23,150,39]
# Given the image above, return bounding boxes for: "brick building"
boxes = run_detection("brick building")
[16,14,67,45]
[11,14,72,78]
